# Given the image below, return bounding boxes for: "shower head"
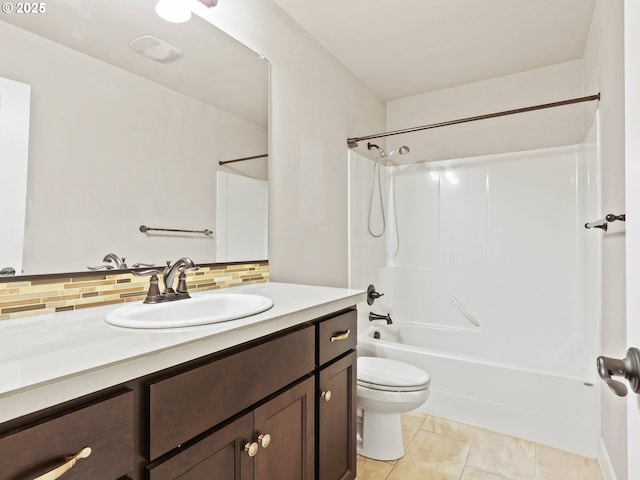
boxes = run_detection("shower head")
[367,142,410,162]
[388,145,410,157]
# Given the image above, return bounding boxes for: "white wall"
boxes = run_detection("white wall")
[583,1,627,479]
[193,0,386,288]
[623,2,640,479]
[1,21,268,274]
[386,60,589,163]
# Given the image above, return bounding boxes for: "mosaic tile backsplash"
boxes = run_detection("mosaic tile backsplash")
[0,262,269,321]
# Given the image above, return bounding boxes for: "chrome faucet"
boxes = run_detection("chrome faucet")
[103,253,127,269]
[163,257,198,299]
[134,257,199,303]
[88,253,127,271]
[369,312,393,325]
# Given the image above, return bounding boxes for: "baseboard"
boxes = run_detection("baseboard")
[598,436,618,480]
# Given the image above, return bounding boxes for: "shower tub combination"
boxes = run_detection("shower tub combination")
[350,135,602,458]
[357,322,600,457]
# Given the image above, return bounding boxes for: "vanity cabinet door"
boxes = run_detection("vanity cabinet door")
[0,390,134,480]
[149,325,314,460]
[318,351,357,480]
[254,377,315,480]
[147,412,254,480]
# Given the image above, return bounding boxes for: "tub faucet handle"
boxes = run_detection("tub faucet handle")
[596,347,640,397]
[367,284,384,305]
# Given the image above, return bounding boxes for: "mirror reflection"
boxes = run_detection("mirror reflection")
[0,0,269,276]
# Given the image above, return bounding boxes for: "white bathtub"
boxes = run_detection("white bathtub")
[357,324,600,457]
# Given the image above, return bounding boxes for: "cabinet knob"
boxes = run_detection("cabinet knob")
[244,441,259,457]
[257,433,271,448]
[33,446,92,480]
[321,390,332,402]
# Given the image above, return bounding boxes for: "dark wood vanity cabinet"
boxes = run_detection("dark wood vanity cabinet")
[318,353,356,480]
[254,377,315,479]
[147,325,316,480]
[148,377,315,480]
[148,412,255,480]
[0,390,134,480]
[147,325,315,460]
[0,307,357,480]
[316,312,357,480]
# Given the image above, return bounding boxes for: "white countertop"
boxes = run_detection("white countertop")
[0,282,365,423]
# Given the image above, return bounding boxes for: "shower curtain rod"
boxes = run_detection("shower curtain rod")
[346,93,600,147]
[219,153,268,166]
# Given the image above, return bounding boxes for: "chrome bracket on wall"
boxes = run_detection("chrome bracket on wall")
[597,347,640,397]
[584,213,626,231]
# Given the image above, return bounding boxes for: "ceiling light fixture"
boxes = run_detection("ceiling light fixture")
[129,35,183,62]
[155,0,192,23]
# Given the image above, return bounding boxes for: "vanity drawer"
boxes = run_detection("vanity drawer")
[318,310,357,366]
[0,389,134,480]
[148,325,315,460]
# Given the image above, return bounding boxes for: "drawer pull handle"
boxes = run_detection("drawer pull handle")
[34,446,92,480]
[330,329,350,342]
[321,390,332,402]
[244,441,259,457]
[257,433,271,448]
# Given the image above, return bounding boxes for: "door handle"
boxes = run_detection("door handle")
[597,347,640,397]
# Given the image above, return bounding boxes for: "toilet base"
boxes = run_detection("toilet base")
[357,410,404,461]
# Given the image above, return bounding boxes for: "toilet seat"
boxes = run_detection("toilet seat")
[357,357,430,392]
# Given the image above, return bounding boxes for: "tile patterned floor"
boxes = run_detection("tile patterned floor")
[356,412,603,480]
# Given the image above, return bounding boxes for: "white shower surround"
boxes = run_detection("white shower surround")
[349,125,601,456]
[357,323,600,457]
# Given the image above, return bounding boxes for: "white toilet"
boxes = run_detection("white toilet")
[357,356,430,461]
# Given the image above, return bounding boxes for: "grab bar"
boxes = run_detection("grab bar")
[585,213,626,232]
[450,294,481,327]
[139,225,213,237]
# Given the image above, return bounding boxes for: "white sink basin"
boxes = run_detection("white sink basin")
[105,293,274,329]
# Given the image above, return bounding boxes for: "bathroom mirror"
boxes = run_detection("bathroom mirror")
[0,0,268,276]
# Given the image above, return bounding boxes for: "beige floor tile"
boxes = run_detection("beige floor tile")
[467,429,535,480]
[534,444,603,480]
[402,410,428,446]
[461,466,509,479]
[387,430,471,480]
[422,415,478,443]
[356,455,393,480]
[361,415,602,480]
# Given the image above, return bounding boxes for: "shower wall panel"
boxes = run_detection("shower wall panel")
[351,143,599,375]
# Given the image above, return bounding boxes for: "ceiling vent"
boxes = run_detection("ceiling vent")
[128,35,183,63]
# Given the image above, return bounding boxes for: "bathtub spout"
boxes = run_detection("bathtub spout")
[369,312,393,325]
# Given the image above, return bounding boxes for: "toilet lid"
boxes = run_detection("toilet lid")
[357,356,430,392]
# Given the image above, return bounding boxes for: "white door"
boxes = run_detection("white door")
[0,77,31,275]
[216,171,268,262]
[625,0,640,478]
